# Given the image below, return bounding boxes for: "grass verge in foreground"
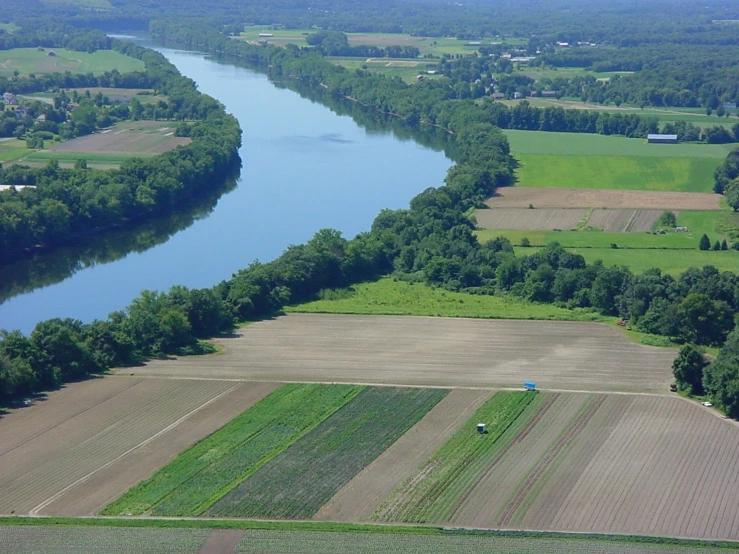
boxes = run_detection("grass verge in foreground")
[207,387,448,519]
[374,391,537,523]
[1,525,737,554]
[102,384,362,516]
[286,278,606,322]
[2,518,738,551]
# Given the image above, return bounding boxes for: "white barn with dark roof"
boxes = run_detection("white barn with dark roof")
[647,134,678,144]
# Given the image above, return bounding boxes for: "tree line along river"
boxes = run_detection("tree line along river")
[0,42,453,334]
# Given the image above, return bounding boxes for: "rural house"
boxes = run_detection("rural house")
[2,92,18,105]
[647,134,678,144]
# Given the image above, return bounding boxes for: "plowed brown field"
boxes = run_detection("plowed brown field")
[474,208,585,230]
[134,314,676,392]
[587,209,665,232]
[0,377,276,516]
[485,187,722,210]
[376,392,739,541]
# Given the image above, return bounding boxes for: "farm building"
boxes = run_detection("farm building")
[491,93,505,99]
[723,102,737,110]
[258,33,274,38]
[647,134,678,144]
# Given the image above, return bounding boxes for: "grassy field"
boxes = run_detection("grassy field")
[0,48,143,76]
[515,154,720,192]
[375,391,537,523]
[102,384,361,516]
[328,57,438,83]
[504,129,731,158]
[207,387,448,519]
[237,27,480,56]
[287,278,607,322]
[0,138,32,162]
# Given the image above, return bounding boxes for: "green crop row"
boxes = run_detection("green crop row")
[102,384,362,516]
[207,386,449,519]
[374,391,538,523]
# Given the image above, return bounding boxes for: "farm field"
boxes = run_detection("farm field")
[483,187,723,210]
[314,388,492,522]
[475,207,667,232]
[14,121,191,168]
[514,154,720,192]
[104,384,363,516]
[0,138,32,163]
[0,48,144,76]
[328,57,437,83]
[375,392,739,540]
[2,526,736,554]
[237,27,481,56]
[0,376,277,516]
[207,387,448,519]
[133,313,676,392]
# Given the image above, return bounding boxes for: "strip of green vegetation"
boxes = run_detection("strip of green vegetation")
[3,517,739,551]
[207,387,448,519]
[514,154,719,192]
[102,384,362,516]
[0,48,144,76]
[286,278,606,322]
[504,129,732,158]
[24,151,149,164]
[375,391,537,523]
[328,57,437,83]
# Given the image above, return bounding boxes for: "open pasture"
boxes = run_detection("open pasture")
[560,247,739,275]
[0,376,276,516]
[207,387,447,519]
[514,154,720,192]
[0,48,143,76]
[375,392,739,540]
[504,129,731,158]
[2,526,735,554]
[485,187,722,210]
[134,313,676,392]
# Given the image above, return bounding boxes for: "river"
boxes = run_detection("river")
[0,44,452,334]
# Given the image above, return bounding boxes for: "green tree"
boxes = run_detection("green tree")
[712,240,721,251]
[672,344,708,395]
[724,179,739,212]
[721,239,728,250]
[677,293,734,345]
[698,233,711,250]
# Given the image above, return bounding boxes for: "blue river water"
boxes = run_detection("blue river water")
[0,44,452,333]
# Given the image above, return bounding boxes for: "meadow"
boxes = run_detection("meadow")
[286,277,607,322]
[0,48,144,76]
[207,387,448,519]
[0,138,32,162]
[102,384,362,516]
[504,129,731,158]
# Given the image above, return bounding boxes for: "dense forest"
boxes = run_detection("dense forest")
[3,19,739,420]
[0,28,241,260]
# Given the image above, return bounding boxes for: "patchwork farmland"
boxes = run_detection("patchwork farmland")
[475,207,667,232]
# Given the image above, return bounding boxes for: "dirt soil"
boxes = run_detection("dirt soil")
[474,208,585,230]
[0,377,277,516]
[134,314,676,393]
[313,388,491,522]
[485,187,722,210]
[198,529,245,554]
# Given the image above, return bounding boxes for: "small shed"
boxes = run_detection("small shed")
[258,33,274,38]
[476,423,486,434]
[524,381,537,391]
[648,134,678,144]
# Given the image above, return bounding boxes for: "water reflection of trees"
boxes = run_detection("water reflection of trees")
[0,168,240,305]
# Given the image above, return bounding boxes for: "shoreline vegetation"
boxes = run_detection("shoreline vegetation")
[0,26,242,261]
